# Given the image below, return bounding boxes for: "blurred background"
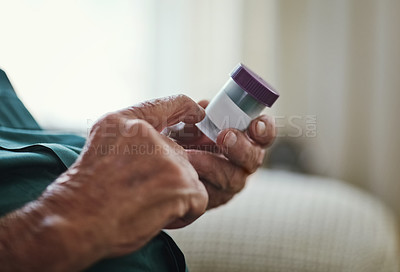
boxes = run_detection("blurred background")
[0,0,399,219]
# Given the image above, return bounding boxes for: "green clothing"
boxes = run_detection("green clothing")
[0,69,187,271]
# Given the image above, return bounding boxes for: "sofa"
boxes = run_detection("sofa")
[168,169,400,272]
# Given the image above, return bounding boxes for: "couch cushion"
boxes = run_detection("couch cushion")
[168,169,399,272]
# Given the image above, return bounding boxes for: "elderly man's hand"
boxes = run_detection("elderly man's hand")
[167,100,276,209]
[22,95,208,268]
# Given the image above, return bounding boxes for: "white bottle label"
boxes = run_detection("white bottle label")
[206,90,252,131]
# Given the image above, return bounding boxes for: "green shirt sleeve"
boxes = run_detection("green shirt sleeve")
[0,69,41,130]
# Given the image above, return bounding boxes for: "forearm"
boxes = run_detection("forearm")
[0,198,106,272]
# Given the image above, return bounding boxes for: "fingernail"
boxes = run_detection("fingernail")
[256,121,266,136]
[223,131,237,147]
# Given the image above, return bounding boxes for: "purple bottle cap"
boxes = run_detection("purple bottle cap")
[230,63,279,107]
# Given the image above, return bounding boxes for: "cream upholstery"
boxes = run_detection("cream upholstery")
[168,170,400,272]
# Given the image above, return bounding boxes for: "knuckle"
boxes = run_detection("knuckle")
[127,119,159,141]
[130,119,151,132]
[90,113,120,135]
[220,161,246,193]
[172,196,189,218]
[101,112,119,124]
[221,163,235,189]
[91,114,157,140]
[175,94,190,102]
[164,160,189,185]
[250,116,277,146]
[174,94,195,110]
[229,169,247,193]
[127,104,153,120]
[244,147,260,173]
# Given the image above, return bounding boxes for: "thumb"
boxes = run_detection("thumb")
[119,94,205,132]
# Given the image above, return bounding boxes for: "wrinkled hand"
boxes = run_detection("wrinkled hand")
[167,100,276,209]
[40,95,208,258]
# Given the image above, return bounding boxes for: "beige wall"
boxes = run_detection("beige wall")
[244,0,400,216]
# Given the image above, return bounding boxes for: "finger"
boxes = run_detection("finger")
[247,115,276,147]
[201,181,234,210]
[198,100,209,109]
[166,100,214,149]
[186,149,248,193]
[164,161,209,229]
[165,180,208,229]
[167,123,221,152]
[120,94,205,132]
[165,122,204,144]
[216,129,266,173]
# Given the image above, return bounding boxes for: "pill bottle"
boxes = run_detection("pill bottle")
[196,63,279,142]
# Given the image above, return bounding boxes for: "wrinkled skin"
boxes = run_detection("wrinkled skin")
[43,95,209,256]
[0,94,275,272]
